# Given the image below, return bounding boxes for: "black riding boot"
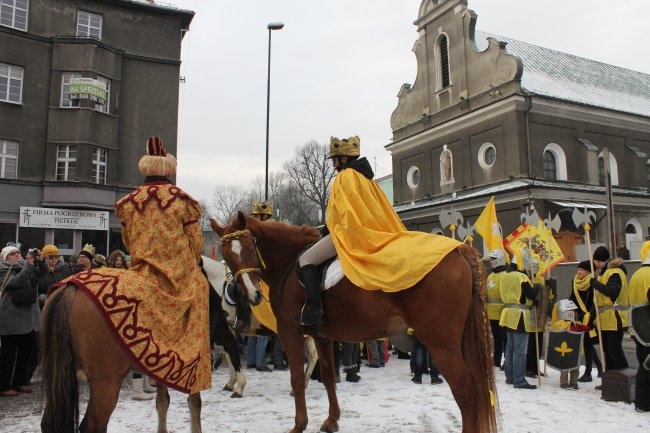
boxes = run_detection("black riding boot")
[298,264,324,325]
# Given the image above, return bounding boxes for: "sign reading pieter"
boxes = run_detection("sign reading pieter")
[20,207,109,230]
[69,77,107,105]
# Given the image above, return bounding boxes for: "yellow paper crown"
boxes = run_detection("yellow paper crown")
[329,135,361,159]
[82,243,96,256]
[252,201,273,217]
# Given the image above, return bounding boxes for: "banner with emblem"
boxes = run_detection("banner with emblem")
[544,329,584,371]
[504,222,564,275]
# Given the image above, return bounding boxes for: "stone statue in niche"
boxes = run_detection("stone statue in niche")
[440,144,454,185]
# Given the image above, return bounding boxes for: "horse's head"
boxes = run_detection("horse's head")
[210,212,264,306]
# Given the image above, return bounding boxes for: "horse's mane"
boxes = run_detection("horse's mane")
[228,213,320,251]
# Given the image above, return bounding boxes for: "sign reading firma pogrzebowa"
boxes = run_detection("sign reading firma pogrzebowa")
[20,207,109,230]
[69,77,107,105]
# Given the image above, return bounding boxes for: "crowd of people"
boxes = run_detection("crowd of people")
[483,242,649,412]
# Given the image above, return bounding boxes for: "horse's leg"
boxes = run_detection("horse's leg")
[290,336,318,397]
[303,336,318,388]
[223,351,246,398]
[314,338,340,433]
[71,293,130,433]
[282,328,310,433]
[187,392,202,433]
[155,385,170,433]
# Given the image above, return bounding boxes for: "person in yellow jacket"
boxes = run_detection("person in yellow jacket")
[627,241,650,412]
[296,135,459,325]
[499,247,538,390]
[590,245,629,374]
[483,249,508,368]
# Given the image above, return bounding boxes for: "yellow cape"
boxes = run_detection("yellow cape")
[250,280,277,333]
[328,168,461,292]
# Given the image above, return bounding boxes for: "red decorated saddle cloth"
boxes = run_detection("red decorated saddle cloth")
[55,268,211,394]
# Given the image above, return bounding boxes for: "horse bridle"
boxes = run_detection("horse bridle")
[219,229,266,282]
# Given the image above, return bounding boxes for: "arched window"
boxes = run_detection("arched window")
[543,151,556,180]
[542,143,567,180]
[478,142,496,169]
[597,151,619,186]
[437,34,450,89]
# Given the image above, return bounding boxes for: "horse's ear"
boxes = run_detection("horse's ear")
[210,217,225,236]
[237,211,247,228]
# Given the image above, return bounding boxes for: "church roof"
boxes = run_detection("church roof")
[474,31,650,118]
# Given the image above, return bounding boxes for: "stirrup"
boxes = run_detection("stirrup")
[300,304,323,326]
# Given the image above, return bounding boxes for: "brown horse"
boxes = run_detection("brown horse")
[211,212,499,433]
[39,284,203,433]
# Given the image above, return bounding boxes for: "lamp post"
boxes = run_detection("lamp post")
[265,22,284,201]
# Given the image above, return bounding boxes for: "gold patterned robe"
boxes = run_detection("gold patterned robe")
[62,180,211,394]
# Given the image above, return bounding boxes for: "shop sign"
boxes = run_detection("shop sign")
[19,207,109,230]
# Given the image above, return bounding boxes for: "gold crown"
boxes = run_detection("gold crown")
[329,135,361,159]
[82,243,96,256]
[252,201,273,216]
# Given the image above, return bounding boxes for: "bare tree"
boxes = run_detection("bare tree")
[210,184,247,224]
[283,140,335,224]
[197,199,213,231]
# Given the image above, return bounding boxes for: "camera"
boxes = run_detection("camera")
[28,248,39,256]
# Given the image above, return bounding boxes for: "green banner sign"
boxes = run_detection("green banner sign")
[69,77,107,105]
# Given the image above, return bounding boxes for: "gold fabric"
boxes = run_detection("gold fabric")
[327,168,460,291]
[250,280,277,333]
[486,270,506,320]
[596,265,629,330]
[499,271,535,332]
[64,182,210,394]
[629,265,650,306]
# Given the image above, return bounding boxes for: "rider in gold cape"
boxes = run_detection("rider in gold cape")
[297,135,460,326]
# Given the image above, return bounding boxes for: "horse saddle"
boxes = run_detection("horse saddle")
[320,257,345,291]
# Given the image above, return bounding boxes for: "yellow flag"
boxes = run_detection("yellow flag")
[475,196,505,253]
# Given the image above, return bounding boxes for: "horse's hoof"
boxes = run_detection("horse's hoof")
[222,385,234,392]
[230,392,242,398]
[320,422,339,433]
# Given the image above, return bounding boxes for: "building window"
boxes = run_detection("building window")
[0,62,24,104]
[478,142,496,169]
[61,72,81,108]
[406,166,420,189]
[92,147,107,184]
[56,145,76,181]
[76,11,102,39]
[543,151,556,180]
[598,151,619,186]
[0,0,28,31]
[437,34,450,89]
[542,143,568,181]
[0,139,18,179]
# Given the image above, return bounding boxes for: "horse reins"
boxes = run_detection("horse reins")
[220,229,266,282]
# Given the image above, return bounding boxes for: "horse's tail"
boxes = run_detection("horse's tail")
[458,245,500,433]
[39,284,79,433]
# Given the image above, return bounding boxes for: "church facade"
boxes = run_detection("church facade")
[387,0,650,260]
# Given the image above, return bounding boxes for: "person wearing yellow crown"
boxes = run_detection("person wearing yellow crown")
[628,241,650,412]
[296,135,460,326]
[252,201,273,221]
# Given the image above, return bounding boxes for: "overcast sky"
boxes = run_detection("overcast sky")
[171,0,650,202]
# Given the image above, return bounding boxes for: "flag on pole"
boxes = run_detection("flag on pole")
[474,196,506,253]
[504,222,565,275]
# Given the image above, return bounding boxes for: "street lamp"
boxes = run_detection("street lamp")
[265,22,284,201]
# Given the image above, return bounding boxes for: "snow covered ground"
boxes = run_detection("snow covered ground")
[2,356,647,432]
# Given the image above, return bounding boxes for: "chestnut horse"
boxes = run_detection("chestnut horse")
[211,212,499,433]
[39,283,203,433]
